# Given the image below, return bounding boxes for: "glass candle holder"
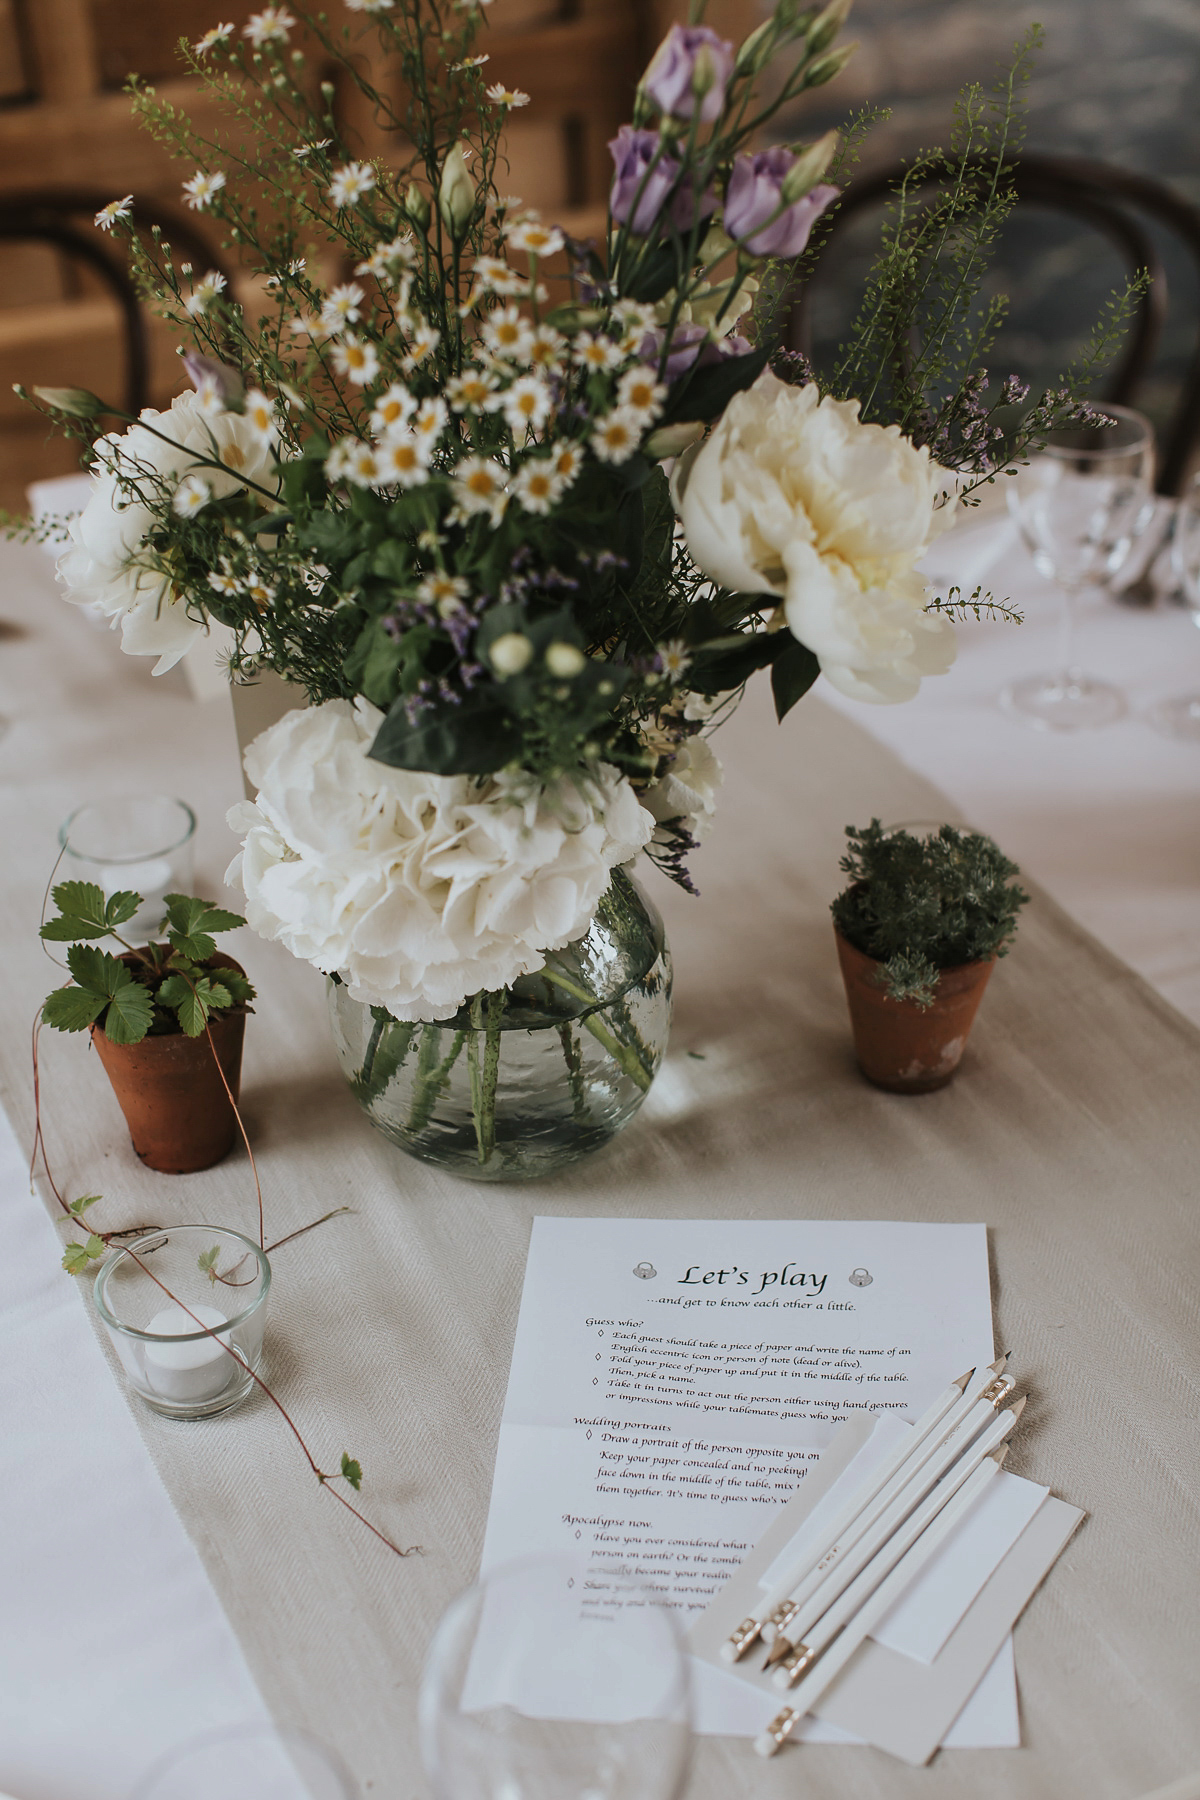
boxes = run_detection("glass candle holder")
[133,1723,354,1800]
[59,794,196,939]
[93,1226,270,1419]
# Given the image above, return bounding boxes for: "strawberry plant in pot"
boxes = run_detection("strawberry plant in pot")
[831,821,1028,1094]
[40,884,256,1172]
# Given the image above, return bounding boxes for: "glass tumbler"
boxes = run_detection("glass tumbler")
[133,1723,354,1800]
[59,794,196,938]
[419,1555,692,1800]
[93,1226,270,1419]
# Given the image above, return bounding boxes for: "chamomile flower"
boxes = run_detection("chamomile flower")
[243,389,280,447]
[616,366,666,422]
[497,374,553,436]
[373,432,431,489]
[332,334,380,386]
[526,324,567,373]
[265,258,306,288]
[417,572,470,616]
[320,282,365,331]
[446,369,498,412]
[369,383,416,438]
[472,256,526,296]
[194,374,226,416]
[293,139,332,160]
[345,0,394,10]
[485,83,530,108]
[355,235,416,281]
[482,304,533,362]
[512,458,567,515]
[194,23,234,54]
[206,568,240,596]
[288,312,328,341]
[182,170,227,211]
[551,442,584,488]
[183,270,227,316]
[591,408,643,465]
[401,323,441,372]
[340,441,383,487]
[574,332,624,373]
[241,571,276,608]
[172,473,211,518]
[94,195,133,232]
[324,439,358,483]
[658,640,692,681]
[413,397,448,445]
[244,7,295,46]
[505,218,565,258]
[328,162,376,208]
[450,53,489,70]
[451,456,508,524]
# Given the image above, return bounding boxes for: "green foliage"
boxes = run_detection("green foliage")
[340,1453,363,1491]
[40,885,255,1043]
[831,820,1028,1006]
[62,1235,106,1275]
[198,1245,220,1283]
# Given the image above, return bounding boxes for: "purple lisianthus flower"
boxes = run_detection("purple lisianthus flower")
[725,147,839,258]
[608,126,715,235]
[642,24,735,125]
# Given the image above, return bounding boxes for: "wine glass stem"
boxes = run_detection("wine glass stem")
[1057,583,1079,682]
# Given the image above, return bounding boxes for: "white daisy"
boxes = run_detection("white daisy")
[616,365,666,423]
[320,281,365,331]
[472,255,526,296]
[450,456,508,524]
[412,396,448,445]
[332,334,380,386]
[658,640,692,681]
[497,374,552,436]
[355,235,416,281]
[241,572,276,607]
[574,332,624,373]
[373,433,431,489]
[243,389,279,447]
[369,382,416,438]
[446,369,498,412]
[182,170,227,211]
[183,269,228,316]
[324,438,358,483]
[342,441,383,487]
[244,7,295,46]
[194,374,226,416]
[551,442,584,489]
[328,162,376,208]
[485,83,530,108]
[207,568,240,595]
[94,195,133,232]
[345,0,394,10]
[591,408,643,465]
[288,311,328,341]
[293,139,333,160]
[401,322,441,372]
[450,53,489,70]
[527,324,567,373]
[505,218,565,258]
[481,304,533,362]
[194,23,234,55]
[512,459,567,515]
[172,473,211,518]
[417,572,470,616]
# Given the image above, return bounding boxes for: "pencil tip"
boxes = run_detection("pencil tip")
[989,1352,1009,1374]
[954,1367,976,1391]
[1006,1393,1028,1420]
[990,1443,1011,1464]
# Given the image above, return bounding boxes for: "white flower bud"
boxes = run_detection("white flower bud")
[544,641,586,677]
[734,20,774,74]
[489,632,533,676]
[644,419,706,461]
[780,129,840,204]
[438,144,476,240]
[805,41,856,87]
[806,0,852,57]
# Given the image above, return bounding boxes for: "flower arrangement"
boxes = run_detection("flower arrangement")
[23,0,1113,1161]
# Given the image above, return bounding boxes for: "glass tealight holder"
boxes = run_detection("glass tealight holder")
[59,794,196,939]
[93,1226,270,1419]
[133,1723,355,1800]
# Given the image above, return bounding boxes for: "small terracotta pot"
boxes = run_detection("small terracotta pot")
[90,951,248,1173]
[834,930,994,1095]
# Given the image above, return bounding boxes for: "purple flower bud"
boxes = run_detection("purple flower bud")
[608,125,715,236]
[642,25,735,125]
[724,147,838,258]
[182,351,244,406]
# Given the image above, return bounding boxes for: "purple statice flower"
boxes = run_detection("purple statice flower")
[724,148,838,258]
[1000,374,1031,406]
[642,25,735,125]
[608,126,715,235]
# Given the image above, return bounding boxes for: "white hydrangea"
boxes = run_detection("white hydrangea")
[642,736,722,845]
[225,699,655,1021]
[673,370,958,704]
[57,389,278,674]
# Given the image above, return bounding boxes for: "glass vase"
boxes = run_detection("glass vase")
[327,868,672,1182]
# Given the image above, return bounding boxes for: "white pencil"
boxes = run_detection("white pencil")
[767,1394,1024,1678]
[722,1362,987,1664]
[760,1374,1016,1665]
[754,1448,1008,1757]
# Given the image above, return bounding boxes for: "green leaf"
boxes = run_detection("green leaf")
[370,693,521,775]
[340,1453,363,1491]
[198,1245,220,1282]
[68,1193,102,1216]
[59,946,155,1042]
[104,890,142,928]
[688,622,786,694]
[49,881,108,927]
[42,985,107,1032]
[103,977,156,1045]
[62,1234,106,1274]
[216,967,256,1008]
[660,346,772,428]
[771,638,821,720]
[163,894,245,963]
[158,972,231,1036]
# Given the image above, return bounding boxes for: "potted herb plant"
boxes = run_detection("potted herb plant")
[40,883,256,1172]
[831,821,1028,1094]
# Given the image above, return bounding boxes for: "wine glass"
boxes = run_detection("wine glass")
[1003,403,1155,729]
[132,1722,355,1799]
[419,1556,692,1800]
[1148,472,1200,741]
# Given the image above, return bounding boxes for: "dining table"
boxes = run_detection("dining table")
[1,509,1198,1800]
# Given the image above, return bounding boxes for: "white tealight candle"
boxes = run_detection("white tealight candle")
[143,1302,233,1405]
[98,858,174,901]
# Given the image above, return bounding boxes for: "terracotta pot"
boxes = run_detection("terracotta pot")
[90,952,248,1173]
[834,930,994,1095]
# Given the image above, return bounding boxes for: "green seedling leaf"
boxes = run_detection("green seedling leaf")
[62,1234,106,1274]
[163,894,245,963]
[40,877,120,941]
[158,973,232,1036]
[340,1453,363,1491]
[198,1245,220,1283]
[68,1194,102,1217]
[104,889,142,928]
[42,984,107,1032]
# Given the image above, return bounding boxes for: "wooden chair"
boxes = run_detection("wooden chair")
[787,153,1200,495]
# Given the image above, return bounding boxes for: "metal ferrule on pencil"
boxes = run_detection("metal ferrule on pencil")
[723,1616,762,1661]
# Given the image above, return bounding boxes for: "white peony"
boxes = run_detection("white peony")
[57,389,278,674]
[673,370,958,704]
[642,736,722,846]
[225,698,655,1021]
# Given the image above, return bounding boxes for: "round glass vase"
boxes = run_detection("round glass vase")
[327,868,672,1182]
